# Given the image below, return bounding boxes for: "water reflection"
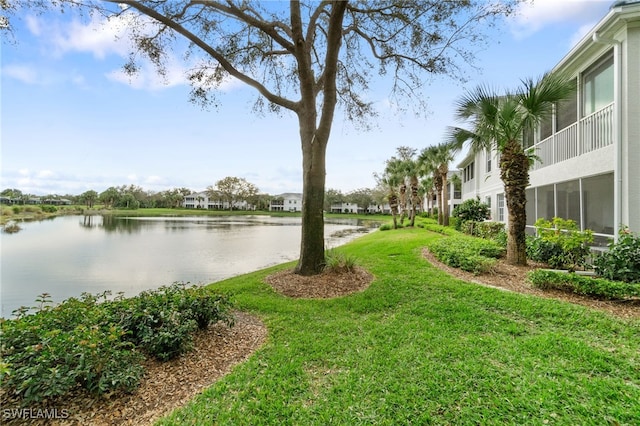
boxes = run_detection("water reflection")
[1,215,377,317]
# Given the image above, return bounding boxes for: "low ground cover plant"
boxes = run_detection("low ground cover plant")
[594,226,640,283]
[528,269,640,299]
[421,222,458,236]
[426,235,504,274]
[0,284,234,403]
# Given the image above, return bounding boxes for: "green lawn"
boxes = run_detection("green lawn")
[158,227,640,425]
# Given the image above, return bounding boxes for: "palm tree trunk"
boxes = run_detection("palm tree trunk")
[399,184,407,225]
[500,140,529,265]
[409,178,419,227]
[389,194,399,229]
[441,172,450,227]
[433,175,443,225]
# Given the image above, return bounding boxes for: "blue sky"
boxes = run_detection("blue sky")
[1,1,613,196]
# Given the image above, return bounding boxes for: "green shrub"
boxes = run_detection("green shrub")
[452,197,490,230]
[109,283,234,361]
[1,285,234,403]
[527,236,564,266]
[528,269,640,300]
[379,223,394,231]
[41,205,58,213]
[182,286,235,330]
[528,218,593,271]
[593,226,640,283]
[426,236,503,274]
[0,293,144,403]
[462,221,505,240]
[493,229,507,248]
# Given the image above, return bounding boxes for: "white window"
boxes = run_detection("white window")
[583,52,614,116]
[463,162,475,182]
[497,194,505,222]
[486,150,492,173]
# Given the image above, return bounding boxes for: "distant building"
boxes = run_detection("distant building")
[182,191,252,210]
[269,193,302,212]
[43,199,72,205]
[330,202,358,213]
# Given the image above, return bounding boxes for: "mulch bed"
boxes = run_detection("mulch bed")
[1,312,267,426]
[422,248,640,320]
[264,266,374,299]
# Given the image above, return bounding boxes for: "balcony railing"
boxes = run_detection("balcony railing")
[532,102,614,170]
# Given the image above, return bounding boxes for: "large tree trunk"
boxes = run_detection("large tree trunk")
[292,0,346,276]
[501,140,529,265]
[294,115,328,276]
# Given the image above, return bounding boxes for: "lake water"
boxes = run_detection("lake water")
[0,215,376,317]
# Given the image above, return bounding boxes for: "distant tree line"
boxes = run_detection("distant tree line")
[2,180,388,213]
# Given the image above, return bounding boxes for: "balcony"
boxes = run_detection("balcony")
[532,102,614,170]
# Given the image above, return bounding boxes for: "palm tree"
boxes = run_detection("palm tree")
[380,174,401,229]
[419,142,459,226]
[419,177,436,217]
[399,156,422,227]
[449,72,575,265]
[392,146,426,227]
[383,156,406,228]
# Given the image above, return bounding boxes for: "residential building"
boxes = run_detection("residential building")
[183,191,252,210]
[458,0,640,244]
[330,202,358,213]
[269,193,303,212]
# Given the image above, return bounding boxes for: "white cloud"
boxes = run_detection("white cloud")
[145,175,164,185]
[2,64,39,84]
[24,12,247,93]
[509,0,610,39]
[25,15,42,36]
[37,170,55,178]
[2,62,90,87]
[48,13,137,59]
[569,21,599,46]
